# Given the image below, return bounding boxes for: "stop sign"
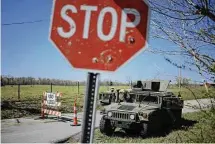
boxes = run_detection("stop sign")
[50,0,150,72]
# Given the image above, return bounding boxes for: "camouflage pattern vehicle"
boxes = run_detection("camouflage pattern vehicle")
[99,80,184,137]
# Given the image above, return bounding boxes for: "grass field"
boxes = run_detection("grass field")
[1,85,129,119]
[1,85,130,108]
[1,85,214,119]
[1,85,212,101]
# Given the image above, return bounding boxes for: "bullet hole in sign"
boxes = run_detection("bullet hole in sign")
[106,55,113,63]
[128,37,135,44]
[92,57,98,63]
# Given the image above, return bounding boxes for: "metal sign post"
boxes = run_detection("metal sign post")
[81,72,100,143]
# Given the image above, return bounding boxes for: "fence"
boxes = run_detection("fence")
[0,81,128,120]
[1,83,81,102]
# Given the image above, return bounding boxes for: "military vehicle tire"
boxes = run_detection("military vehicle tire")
[173,109,182,128]
[124,129,138,135]
[140,123,148,138]
[175,109,182,120]
[99,116,115,136]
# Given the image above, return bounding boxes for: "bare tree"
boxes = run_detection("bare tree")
[147,0,215,81]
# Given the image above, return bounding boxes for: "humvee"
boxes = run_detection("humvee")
[99,80,184,137]
[99,87,116,105]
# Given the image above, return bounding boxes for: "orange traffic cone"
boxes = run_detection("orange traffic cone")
[71,100,81,126]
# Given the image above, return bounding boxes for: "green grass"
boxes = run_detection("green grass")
[68,110,215,143]
[168,86,215,100]
[1,85,129,106]
[2,85,213,101]
[1,85,214,119]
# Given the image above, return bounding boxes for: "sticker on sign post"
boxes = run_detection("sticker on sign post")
[46,93,56,106]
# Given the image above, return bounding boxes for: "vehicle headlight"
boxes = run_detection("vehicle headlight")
[108,112,112,117]
[139,112,148,119]
[142,113,148,119]
[130,114,135,120]
[139,116,144,120]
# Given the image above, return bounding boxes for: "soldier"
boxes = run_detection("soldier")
[110,87,115,92]
[109,87,117,102]
[118,89,125,102]
[133,80,143,88]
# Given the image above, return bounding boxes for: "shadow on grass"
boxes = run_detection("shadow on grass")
[1,100,42,119]
[1,100,81,119]
[1,100,41,113]
[110,118,198,139]
[177,118,198,130]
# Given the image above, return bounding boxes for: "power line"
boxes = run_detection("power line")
[2,19,49,26]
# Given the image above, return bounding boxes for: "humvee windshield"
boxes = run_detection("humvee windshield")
[99,93,111,100]
[127,94,158,104]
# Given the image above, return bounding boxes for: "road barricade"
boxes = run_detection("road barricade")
[41,92,62,118]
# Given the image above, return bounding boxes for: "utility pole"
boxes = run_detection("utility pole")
[130,80,132,89]
[178,46,183,92]
[179,66,181,91]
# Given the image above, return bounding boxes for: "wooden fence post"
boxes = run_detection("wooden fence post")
[51,83,53,92]
[18,84,20,101]
[41,92,45,119]
[77,81,79,94]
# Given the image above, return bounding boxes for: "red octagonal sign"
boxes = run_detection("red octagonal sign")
[50,0,150,72]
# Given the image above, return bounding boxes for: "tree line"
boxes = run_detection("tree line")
[0,75,128,86]
[1,75,208,88]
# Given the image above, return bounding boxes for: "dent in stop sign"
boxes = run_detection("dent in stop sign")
[50,0,150,72]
